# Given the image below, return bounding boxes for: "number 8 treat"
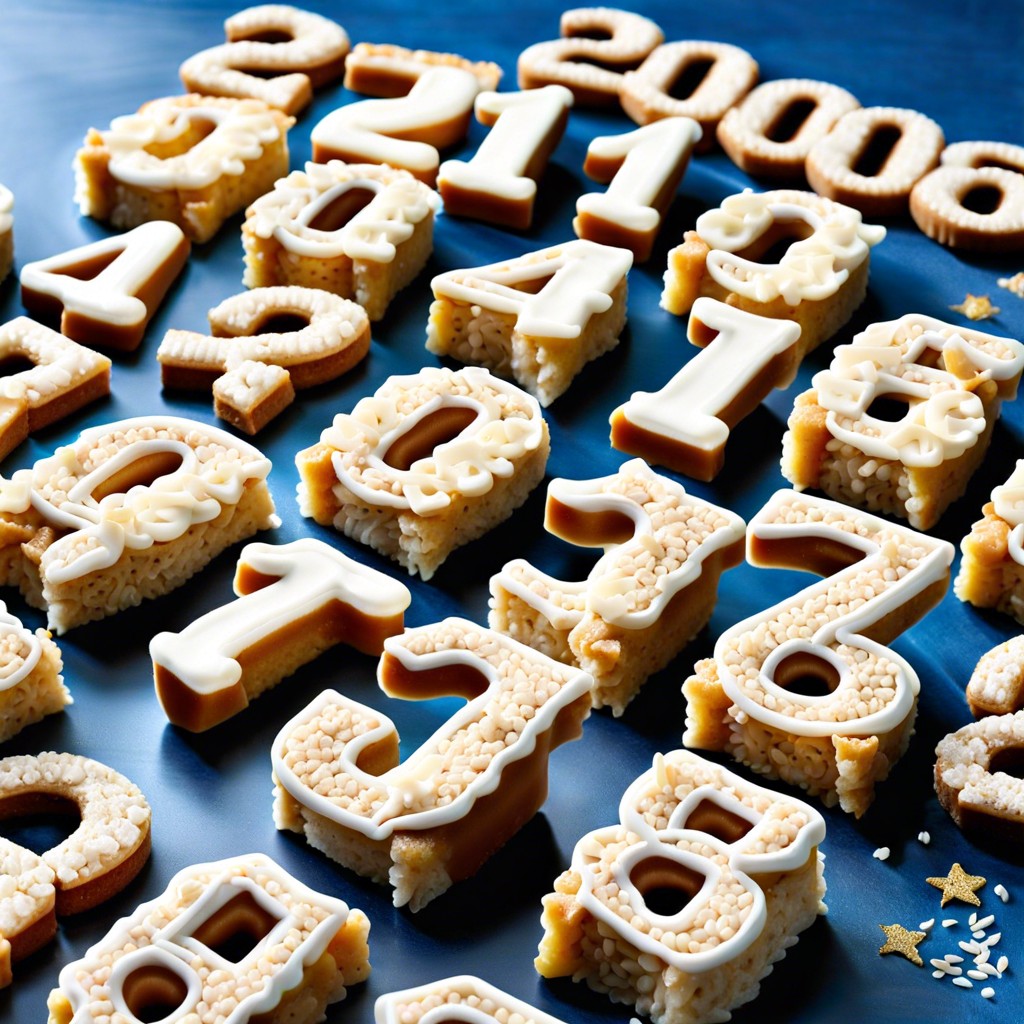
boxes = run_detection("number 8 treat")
[683,489,954,817]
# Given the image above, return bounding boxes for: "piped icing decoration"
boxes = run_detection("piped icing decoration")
[695,189,885,305]
[0,416,273,586]
[966,635,1024,718]
[45,853,370,1024]
[517,7,664,106]
[179,4,350,115]
[810,313,1024,467]
[610,299,802,481]
[994,459,1024,567]
[20,222,190,351]
[535,749,826,1023]
[0,837,55,989]
[574,117,701,261]
[490,458,744,715]
[272,617,592,910]
[0,752,150,917]
[0,184,12,282]
[151,538,411,732]
[375,976,570,1024]
[684,490,954,816]
[620,40,758,144]
[0,316,111,462]
[437,85,574,230]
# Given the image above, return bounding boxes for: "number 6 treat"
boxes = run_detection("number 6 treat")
[782,313,1024,531]
[45,852,370,1024]
[535,749,826,1024]
[272,618,592,911]
[0,416,276,634]
[296,366,549,580]
[683,490,954,817]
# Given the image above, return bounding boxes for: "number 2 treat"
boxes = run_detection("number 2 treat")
[272,618,592,911]
[661,189,884,357]
[45,852,370,1024]
[535,749,826,1024]
[782,313,1024,531]
[296,366,549,580]
[0,416,276,634]
[955,459,1024,626]
[683,490,954,817]
[242,160,439,321]
[75,94,294,244]
[426,238,633,407]
[489,459,745,716]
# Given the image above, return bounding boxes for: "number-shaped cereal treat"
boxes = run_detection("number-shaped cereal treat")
[0,184,12,282]
[683,490,954,817]
[427,239,633,406]
[20,222,190,351]
[45,853,370,1024]
[180,4,350,115]
[0,416,276,633]
[965,635,1024,718]
[376,976,570,1024]
[151,538,410,732]
[782,313,1024,531]
[272,618,593,910]
[955,459,1024,626]
[489,459,744,716]
[536,749,826,1024]
[517,7,663,106]
[296,366,549,580]
[75,95,293,243]
[242,161,439,320]
[661,189,884,356]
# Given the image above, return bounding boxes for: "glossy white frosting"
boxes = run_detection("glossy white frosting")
[0,184,12,235]
[993,459,1024,567]
[0,600,41,693]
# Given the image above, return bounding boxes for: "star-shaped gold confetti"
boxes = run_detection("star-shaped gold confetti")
[950,294,1000,320]
[879,923,927,966]
[998,272,1024,298]
[926,862,986,907]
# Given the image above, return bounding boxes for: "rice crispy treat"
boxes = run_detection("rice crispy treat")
[243,161,439,321]
[661,189,884,357]
[213,360,295,434]
[536,749,826,1024]
[955,459,1024,626]
[296,366,549,580]
[0,416,277,634]
[0,836,56,988]
[74,94,294,244]
[45,852,370,1024]
[426,238,633,407]
[376,976,570,1024]
[272,617,592,911]
[935,712,1024,845]
[0,184,12,282]
[966,635,1024,717]
[683,490,954,817]
[782,313,1024,531]
[151,538,410,732]
[0,600,68,744]
[489,459,745,716]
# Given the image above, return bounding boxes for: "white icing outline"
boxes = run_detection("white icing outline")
[0,600,42,693]
[374,976,570,1024]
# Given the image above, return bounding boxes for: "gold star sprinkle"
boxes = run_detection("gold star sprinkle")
[998,272,1024,298]
[950,294,1000,320]
[879,923,927,966]
[926,863,986,907]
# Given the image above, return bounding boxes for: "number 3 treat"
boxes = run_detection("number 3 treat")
[45,852,370,1024]
[535,749,826,1024]
[272,618,592,911]
[296,366,549,580]
[661,189,884,357]
[0,416,276,634]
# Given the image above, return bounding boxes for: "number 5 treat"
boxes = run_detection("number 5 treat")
[535,749,826,1024]
[75,94,293,244]
[151,538,410,732]
[272,618,592,911]
[489,459,745,716]
[661,189,884,357]
[955,459,1024,626]
[0,416,276,634]
[45,852,370,1024]
[782,313,1024,531]
[296,366,549,580]
[683,490,954,817]
[242,161,439,321]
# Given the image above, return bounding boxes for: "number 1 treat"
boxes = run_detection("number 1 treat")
[0,416,276,633]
